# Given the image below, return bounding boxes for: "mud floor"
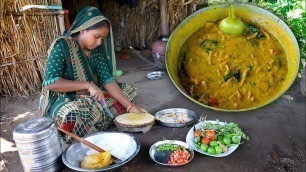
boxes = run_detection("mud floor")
[1,52,305,172]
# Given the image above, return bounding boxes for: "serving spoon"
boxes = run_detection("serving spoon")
[57,127,122,162]
[219,5,245,35]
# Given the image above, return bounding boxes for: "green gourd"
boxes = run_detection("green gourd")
[219,5,245,35]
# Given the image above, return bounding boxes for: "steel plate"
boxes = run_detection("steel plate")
[154,108,197,127]
[186,121,241,157]
[62,132,140,171]
[146,71,165,80]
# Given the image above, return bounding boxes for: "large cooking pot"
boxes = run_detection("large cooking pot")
[166,4,300,112]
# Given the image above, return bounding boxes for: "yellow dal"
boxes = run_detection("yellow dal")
[178,22,288,110]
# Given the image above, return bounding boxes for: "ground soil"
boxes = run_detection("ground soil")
[1,52,305,172]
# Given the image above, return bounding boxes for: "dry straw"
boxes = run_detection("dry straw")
[104,0,161,48]
[104,0,203,48]
[0,0,61,97]
[0,0,205,97]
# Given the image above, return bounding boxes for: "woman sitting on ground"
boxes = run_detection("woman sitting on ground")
[40,6,144,143]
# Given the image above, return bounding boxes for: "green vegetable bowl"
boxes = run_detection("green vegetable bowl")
[186,120,242,157]
[166,4,300,111]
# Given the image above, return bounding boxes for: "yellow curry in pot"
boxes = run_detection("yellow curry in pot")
[178,21,288,110]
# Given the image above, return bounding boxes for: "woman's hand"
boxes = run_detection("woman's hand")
[88,82,105,101]
[104,82,146,114]
[128,104,145,113]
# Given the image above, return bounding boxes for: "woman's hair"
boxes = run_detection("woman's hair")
[85,20,110,31]
[71,20,110,37]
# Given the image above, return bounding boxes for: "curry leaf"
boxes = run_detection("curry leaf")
[224,70,234,82]
[277,56,282,68]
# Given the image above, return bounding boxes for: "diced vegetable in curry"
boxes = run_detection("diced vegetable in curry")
[178,21,288,110]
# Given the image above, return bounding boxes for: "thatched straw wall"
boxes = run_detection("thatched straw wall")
[65,0,204,48]
[103,0,161,48]
[0,0,62,97]
[62,0,99,23]
[103,0,204,48]
[0,0,206,97]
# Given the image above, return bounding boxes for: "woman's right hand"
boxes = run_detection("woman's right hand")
[87,82,105,101]
[128,105,147,114]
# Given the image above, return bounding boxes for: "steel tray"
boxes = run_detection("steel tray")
[154,108,197,127]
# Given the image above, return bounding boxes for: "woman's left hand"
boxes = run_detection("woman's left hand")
[88,82,105,101]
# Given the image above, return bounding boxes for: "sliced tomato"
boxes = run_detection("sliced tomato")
[209,97,219,106]
[168,149,191,165]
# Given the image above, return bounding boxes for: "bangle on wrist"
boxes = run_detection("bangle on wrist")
[87,81,93,90]
[127,103,136,113]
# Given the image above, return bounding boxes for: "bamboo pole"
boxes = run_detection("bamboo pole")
[160,0,169,36]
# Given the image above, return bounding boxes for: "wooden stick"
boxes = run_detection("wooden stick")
[160,0,169,35]
[57,127,121,161]
[0,57,45,67]
[7,11,65,16]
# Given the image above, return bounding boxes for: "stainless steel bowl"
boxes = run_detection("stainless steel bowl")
[149,140,194,166]
[62,132,140,171]
[154,108,197,127]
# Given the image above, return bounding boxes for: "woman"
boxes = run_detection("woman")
[40,6,143,143]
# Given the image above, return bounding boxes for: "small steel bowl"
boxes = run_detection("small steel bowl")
[154,108,197,127]
[146,71,165,80]
[62,132,140,171]
[149,140,194,166]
